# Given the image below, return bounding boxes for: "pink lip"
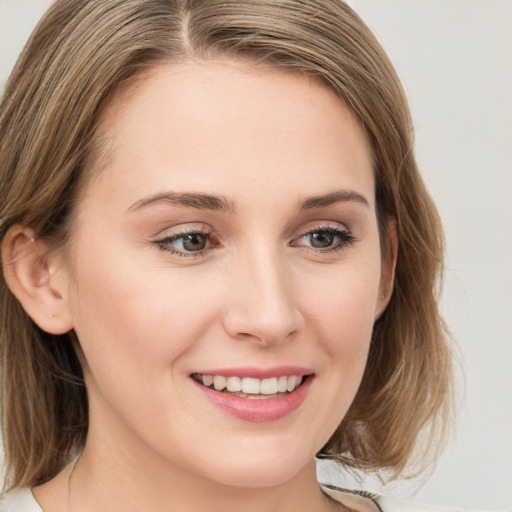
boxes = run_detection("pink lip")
[192,373,313,422]
[193,366,312,378]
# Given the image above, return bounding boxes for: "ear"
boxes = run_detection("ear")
[375,219,398,319]
[1,225,73,334]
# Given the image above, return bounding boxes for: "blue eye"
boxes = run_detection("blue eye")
[304,231,336,249]
[156,231,212,256]
[175,233,208,251]
[296,227,355,251]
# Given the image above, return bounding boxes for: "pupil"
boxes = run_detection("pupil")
[183,234,207,251]
[311,232,334,248]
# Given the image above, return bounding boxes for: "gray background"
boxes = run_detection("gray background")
[1,0,511,509]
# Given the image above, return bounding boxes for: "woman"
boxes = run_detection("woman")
[0,1,453,510]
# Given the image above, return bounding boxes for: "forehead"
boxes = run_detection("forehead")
[81,60,374,212]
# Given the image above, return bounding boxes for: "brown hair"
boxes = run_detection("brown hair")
[0,0,453,490]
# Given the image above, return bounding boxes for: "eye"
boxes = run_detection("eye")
[155,228,218,257]
[292,226,355,252]
[175,233,208,252]
[305,231,337,249]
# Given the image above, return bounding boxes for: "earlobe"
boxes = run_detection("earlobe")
[1,225,73,334]
[375,219,398,319]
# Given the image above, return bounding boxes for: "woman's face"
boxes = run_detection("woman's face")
[59,61,393,487]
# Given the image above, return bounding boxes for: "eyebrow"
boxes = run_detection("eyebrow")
[298,190,370,210]
[127,188,369,215]
[127,192,237,214]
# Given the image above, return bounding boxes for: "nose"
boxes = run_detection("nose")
[222,248,303,346]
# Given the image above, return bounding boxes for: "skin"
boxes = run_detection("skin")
[5,60,395,511]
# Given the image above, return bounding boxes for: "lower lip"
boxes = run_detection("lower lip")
[192,377,313,422]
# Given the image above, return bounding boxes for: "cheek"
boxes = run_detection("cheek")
[290,260,381,448]
[303,258,382,351]
[66,243,219,387]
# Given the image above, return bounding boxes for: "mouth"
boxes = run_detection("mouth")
[191,373,307,399]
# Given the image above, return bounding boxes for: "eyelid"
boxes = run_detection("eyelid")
[154,222,213,238]
[290,221,356,251]
[152,221,356,258]
[293,221,351,240]
[153,223,217,258]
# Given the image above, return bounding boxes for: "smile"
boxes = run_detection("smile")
[192,373,304,398]
[191,369,313,421]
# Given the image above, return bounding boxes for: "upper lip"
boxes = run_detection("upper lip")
[191,366,313,379]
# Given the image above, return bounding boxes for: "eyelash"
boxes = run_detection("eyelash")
[155,225,355,258]
[155,228,216,258]
[292,225,356,253]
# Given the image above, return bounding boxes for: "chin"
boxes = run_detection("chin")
[192,441,315,489]
[206,463,304,489]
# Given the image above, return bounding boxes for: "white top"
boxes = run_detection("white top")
[0,485,491,511]
[0,487,40,512]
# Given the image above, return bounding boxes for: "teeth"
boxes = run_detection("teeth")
[213,375,226,391]
[260,377,278,395]
[226,376,241,392]
[277,375,288,392]
[286,375,296,392]
[202,375,214,387]
[200,374,304,394]
[242,377,260,394]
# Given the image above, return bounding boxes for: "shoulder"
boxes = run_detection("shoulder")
[376,495,479,512]
[321,484,492,512]
[0,487,43,512]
